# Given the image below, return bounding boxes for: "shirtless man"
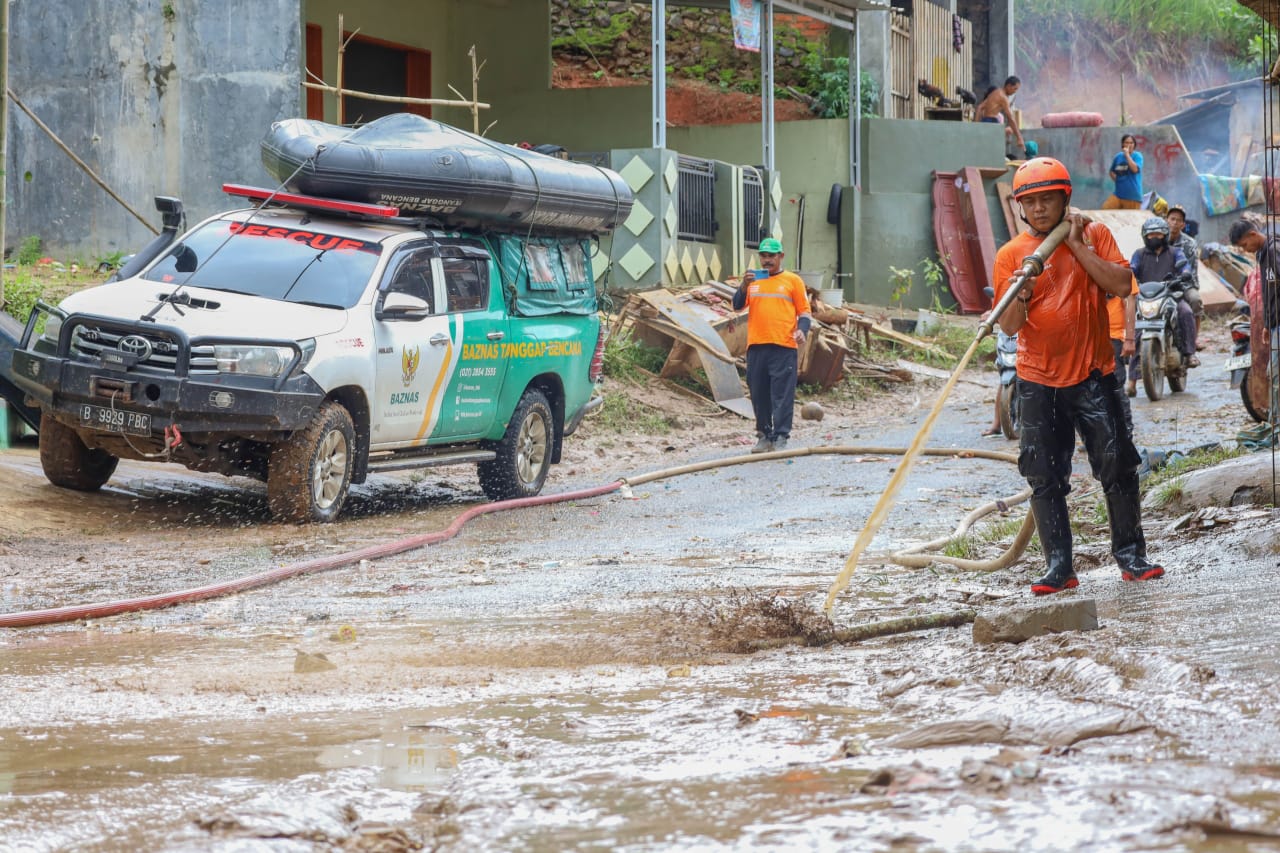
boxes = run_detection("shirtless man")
[976,76,1025,151]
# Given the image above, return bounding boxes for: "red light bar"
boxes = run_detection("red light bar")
[222,183,400,218]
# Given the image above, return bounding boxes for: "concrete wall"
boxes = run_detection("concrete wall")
[848,117,1009,309]
[668,120,851,287]
[7,0,300,258]
[1026,123,1253,246]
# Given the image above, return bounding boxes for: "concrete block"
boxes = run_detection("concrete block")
[972,598,1099,645]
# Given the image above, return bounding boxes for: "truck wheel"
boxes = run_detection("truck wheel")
[38,413,119,491]
[1140,339,1164,401]
[997,382,1019,440]
[268,402,355,523]
[478,389,552,501]
[1241,368,1270,423]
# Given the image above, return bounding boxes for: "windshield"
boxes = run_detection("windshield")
[141,219,383,309]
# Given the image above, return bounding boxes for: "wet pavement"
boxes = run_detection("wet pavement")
[1,346,1278,851]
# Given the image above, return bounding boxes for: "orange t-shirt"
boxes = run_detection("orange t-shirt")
[1105,275,1139,340]
[744,270,811,349]
[993,222,1127,388]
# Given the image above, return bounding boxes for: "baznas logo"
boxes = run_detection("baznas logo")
[401,345,420,387]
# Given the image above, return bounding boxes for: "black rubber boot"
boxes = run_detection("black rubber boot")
[1106,493,1165,581]
[1029,497,1078,595]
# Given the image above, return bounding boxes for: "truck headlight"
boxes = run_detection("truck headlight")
[1137,299,1161,320]
[213,344,295,377]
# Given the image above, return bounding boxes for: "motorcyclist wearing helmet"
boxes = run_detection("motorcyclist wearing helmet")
[1129,216,1198,388]
[994,157,1165,595]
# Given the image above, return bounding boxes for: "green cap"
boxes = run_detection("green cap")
[758,237,783,253]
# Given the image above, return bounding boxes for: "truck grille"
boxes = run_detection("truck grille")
[70,324,217,375]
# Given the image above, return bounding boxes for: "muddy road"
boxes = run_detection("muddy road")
[1,343,1278,851]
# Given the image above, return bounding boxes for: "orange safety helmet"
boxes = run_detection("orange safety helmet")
[1011,157,1072,201]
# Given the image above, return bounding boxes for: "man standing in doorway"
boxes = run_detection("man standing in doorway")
[733,237,812,453]
[975,76,1025,154]
[994,157,1165,595]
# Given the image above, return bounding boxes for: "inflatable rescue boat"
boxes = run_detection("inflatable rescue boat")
[260,113,633,236]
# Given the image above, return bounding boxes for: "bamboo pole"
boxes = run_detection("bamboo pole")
[6,88,157,235]
[745,609,977,651]
[337,14,347,122]
[303,81,489,111]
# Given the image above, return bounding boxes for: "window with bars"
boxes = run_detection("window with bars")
[677,155,717,243]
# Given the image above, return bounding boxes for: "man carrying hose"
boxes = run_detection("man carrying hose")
[994,157,1165,595]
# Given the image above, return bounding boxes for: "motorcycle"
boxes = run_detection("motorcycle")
[983,286,1020,439]
[1135,273,1192,401]
[994,328,1020,439]
[1225,299,1251,391]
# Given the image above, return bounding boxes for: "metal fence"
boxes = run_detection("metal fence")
[742,167,765,248]
[677,155,717,243]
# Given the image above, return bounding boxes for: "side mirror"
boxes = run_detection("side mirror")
[377,291,431,321]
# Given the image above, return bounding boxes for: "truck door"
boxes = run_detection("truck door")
[371,244,456,449]
[430,242,511,440]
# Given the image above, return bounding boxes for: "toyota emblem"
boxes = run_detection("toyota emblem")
[118,334,153,360]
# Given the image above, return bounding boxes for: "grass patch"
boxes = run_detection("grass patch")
[1140,443,1248,505]
[942,536,977,559]
[976,515,1025,544]
[601,328,667,382]
[591,391,678,434]
[918,321,996,368]
[2,261,106,322]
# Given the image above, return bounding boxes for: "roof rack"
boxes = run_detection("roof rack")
[222,184,400,219]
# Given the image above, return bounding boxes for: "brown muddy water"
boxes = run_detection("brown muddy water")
[2,349,1279,851]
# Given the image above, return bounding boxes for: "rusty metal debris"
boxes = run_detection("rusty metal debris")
[611,282,950,414]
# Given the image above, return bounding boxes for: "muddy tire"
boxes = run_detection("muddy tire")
[38,413,119,491]
[1168,361,1187,393]
[1241,367,1270,423]
[1140,338,1164,401]
[478,389,553,501]
[997,381,1019,440]
[267,402,355,523]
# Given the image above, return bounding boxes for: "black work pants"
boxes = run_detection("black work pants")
[1017,370,1147,564]
[746,343,797,440]
[1018,370,1141,500]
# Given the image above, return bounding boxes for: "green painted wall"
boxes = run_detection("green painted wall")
[668,120,850,289]
[847,117,1010,311]
[300,3,1019,312]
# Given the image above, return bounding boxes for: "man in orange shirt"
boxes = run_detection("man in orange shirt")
[1107,273,1138,435]
[994,158,1164,595]
[733,237,812,452]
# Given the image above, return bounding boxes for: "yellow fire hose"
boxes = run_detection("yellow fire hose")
[822,220,1071,614]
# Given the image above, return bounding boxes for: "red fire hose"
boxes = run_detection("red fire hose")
[0,481,623,628]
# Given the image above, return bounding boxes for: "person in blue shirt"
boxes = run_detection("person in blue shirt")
[1104,134,1143,210]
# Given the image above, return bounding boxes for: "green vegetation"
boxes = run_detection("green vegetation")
[15,236,42,266]
[592,391,679,433]
[898,319,996,370]
[799,52,880,118]
[601,328,667,382]
[1020,0,1265,75]
[1141,443,1247,507]
[2,259,103,323]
